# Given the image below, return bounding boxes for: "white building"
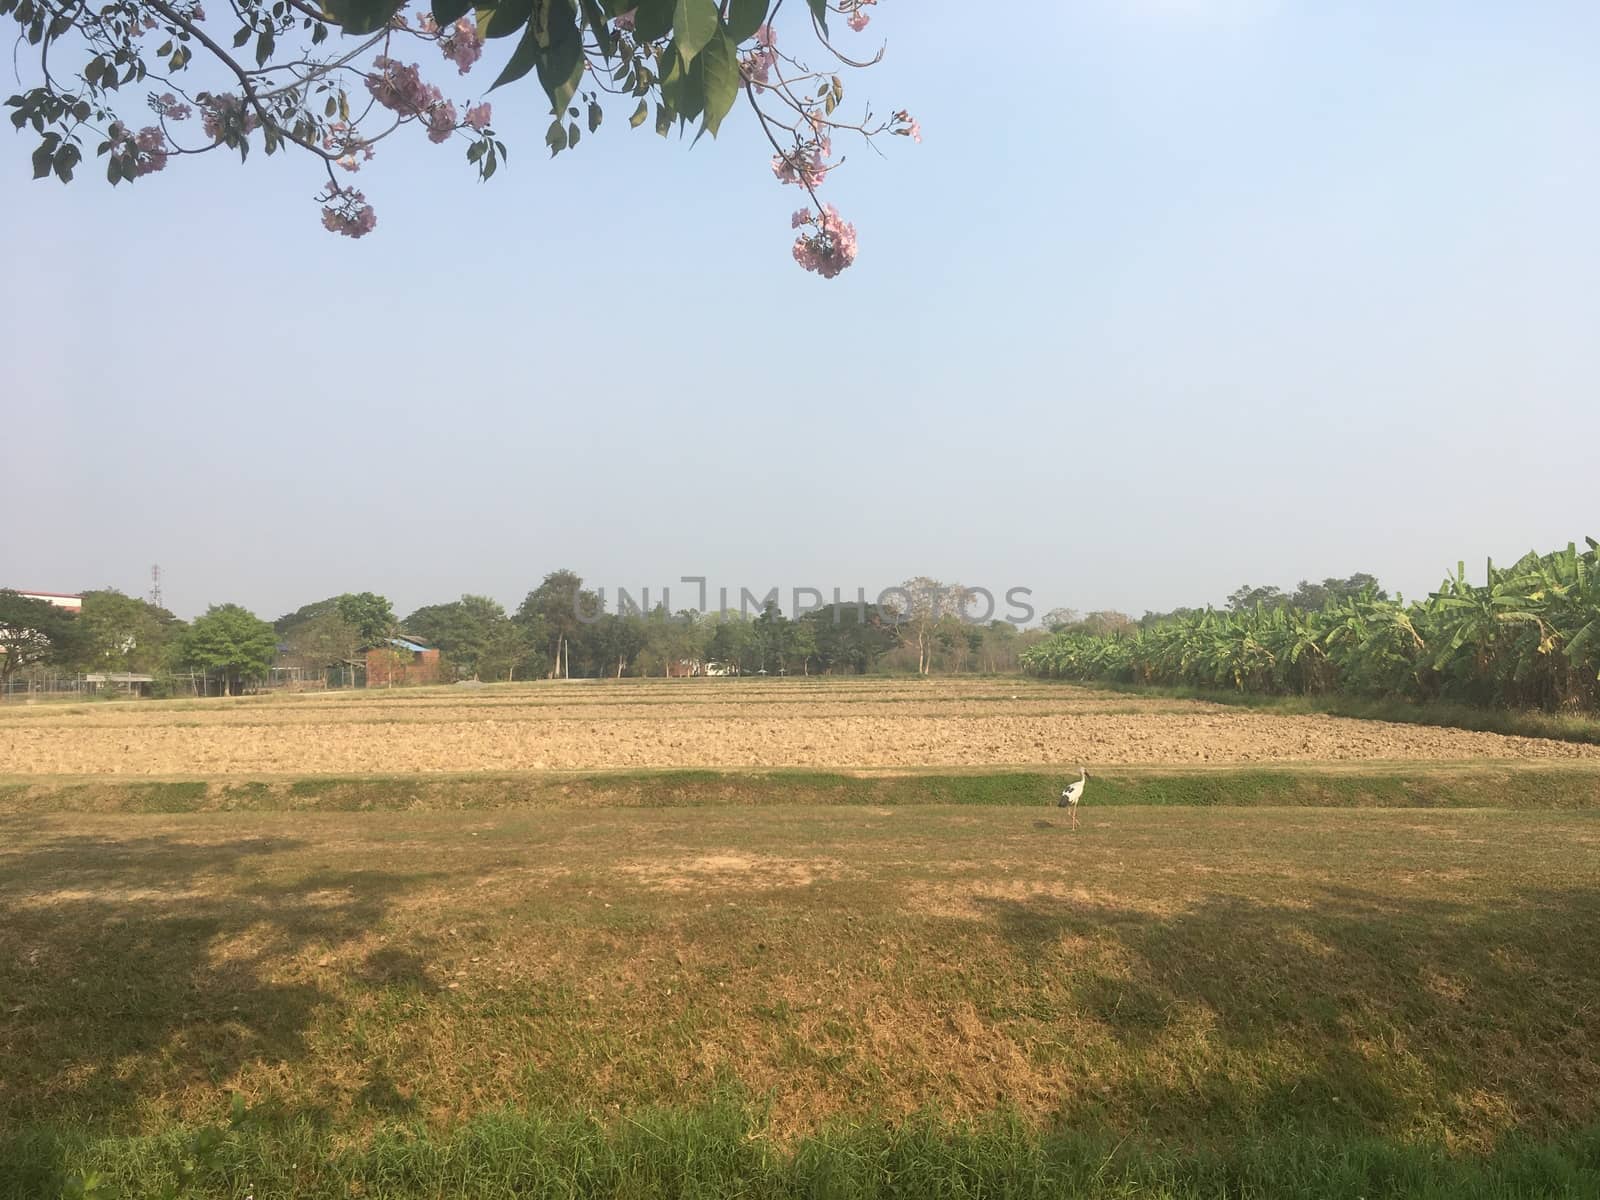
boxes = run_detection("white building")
[13,590,83,614]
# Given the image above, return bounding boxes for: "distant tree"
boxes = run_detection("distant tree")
[180,604,277,695]
[789,620,820,676]
[1290,574,1388,610]
[478,620,536,682]
[1040,607,1080,633]
[281,610,361,686]
[516,570,594,679]
[73,589,183,674]
[1140,606,1204,629]
[977,620,1022,672]
[1226,585,1289,612]
[335,592,397,645]
[0,591,85,698]
[803,604,895,674]
[405,594,513,679]
[590,613,647,679]
[1077,610,1137,638]
[749,600,796,674]
[885,577,974,675]
[706,613,756,675]
[274,597,338,635]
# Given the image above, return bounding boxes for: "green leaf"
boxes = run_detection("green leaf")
[697,29,738,136]
[433,0,473,23]
[478,0,533,39]
[322,0,405,35]
[580,0,615,58]
[536,16,585,113]
[629,0,672,40]
[629,98,648,127]
[805,0,827,33]
[587,99,603,132]
[724,0,768,43]
[545,116,567,153]
[672,0,717,65]
[491,21,544,89]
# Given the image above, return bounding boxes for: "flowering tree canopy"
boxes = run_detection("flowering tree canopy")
[5,0,916,276]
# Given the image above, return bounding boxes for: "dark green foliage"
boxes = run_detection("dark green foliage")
[0,589,86,693]
[178,604,277,695]
[1028,539,1600,712]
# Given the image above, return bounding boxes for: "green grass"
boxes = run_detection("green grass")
[8,1100,1600,1199]
[3,765,1598,814]
[1066,680,1600,746]
[5,801,1599,1197]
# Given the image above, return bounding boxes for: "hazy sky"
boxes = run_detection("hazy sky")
[2,1,1596,622]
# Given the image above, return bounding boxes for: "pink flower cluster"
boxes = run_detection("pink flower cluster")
[366,56,441,117]
[424,100,458,144]
[198,93,257,142]
[613,8,636,32]
[108,123,169,176]
[791,204,858,279]
[321,189,377,238]
[847,0,877,33]
[154,93,191,121]
[772,136,831,189]
[739,24,778,87]
[465,102,492,131]
[131,126,167,176]
[440,18,484,74]
[323,123,376,172]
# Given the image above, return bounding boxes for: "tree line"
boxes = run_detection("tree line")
[1022,541,1600,712]
[1,572,1038,696]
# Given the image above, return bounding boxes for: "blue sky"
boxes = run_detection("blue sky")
[2,0,1596,621]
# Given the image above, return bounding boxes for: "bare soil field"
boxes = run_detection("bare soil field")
[3,678,1597,776]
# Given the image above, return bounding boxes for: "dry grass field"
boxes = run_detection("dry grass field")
[2,677,1598,776]
[4,678,1600,1197]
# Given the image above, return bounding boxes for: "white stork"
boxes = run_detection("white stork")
[1058,767,1088,829]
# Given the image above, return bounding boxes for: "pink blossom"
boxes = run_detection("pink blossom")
[848,10,869,32]
[322,190,377,239]
[465,102,492,131]
[190,3,204,18]
[894,109,922,143]
[131,126,168,176]
[424,100,458,144]
[614,8,636,31]
[366,57,441,117]
[199,92,257,142]
[418,14,439,33]
[771,140,830,190]
[441,18,483,73]
[791,208,810,229]
[742,44,776,87]
[755,23,776,49]
[155,94,191,121]
[791,203,857,279]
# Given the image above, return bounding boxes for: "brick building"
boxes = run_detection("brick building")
[365,636,441,687]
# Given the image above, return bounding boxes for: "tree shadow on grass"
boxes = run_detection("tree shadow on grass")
[977,883,1600,1142]
[0,819,452,1142]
